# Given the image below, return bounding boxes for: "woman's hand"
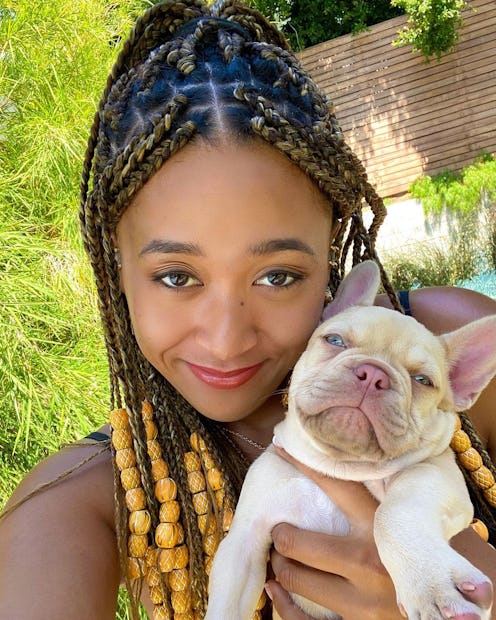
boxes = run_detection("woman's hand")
[267,447,403,620]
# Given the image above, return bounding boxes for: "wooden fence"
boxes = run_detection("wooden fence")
[298,0,496,197]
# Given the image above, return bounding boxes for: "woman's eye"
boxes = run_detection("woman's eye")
[255,271,302,288]
[160,271,200,288]
[325,334,346,348]
[412,374,434,387]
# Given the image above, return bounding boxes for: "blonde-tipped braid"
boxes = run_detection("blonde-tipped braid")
[111,403,264,619]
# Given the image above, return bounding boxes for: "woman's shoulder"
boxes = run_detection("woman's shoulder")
[4,424,114,521]
[376,285,496,334]
[0,426,120,618]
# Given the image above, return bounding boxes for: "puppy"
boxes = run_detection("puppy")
[205,261,496,620]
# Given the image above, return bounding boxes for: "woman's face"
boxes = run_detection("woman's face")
[116,140,333,424]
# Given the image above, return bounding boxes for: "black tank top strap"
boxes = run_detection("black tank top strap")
[397,290,412,316]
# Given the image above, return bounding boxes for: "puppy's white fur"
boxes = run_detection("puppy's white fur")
[205,262,496,620]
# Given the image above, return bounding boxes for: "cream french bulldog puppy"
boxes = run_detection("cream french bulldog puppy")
[205,261,496,620]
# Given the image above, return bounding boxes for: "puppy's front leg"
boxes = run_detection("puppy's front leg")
[205,449,285,620]
[374,450,492,620]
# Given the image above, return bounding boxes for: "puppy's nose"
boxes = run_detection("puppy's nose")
[354,363,390,391]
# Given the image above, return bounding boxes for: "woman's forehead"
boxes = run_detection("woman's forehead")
[129,138,332,215]
[116,140,333,252]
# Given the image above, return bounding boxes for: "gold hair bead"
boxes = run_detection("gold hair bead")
[112,428,133,450]
[458,448,483,472]
[146,566,162,587]
[171,589,192,614]
[450,414,496,509]
[125,488,147,512]
[152,604,173,620]
[197,513,216,536]
[155,477,178,503]
[142,400,154,420]
[127,557,145,580]
[472,465,495,490]
[169,567,190,591]
[174,545,189,569]
[184,451,201,472]
[120,466,141,490]
[116,447,137,470]
[149,585,165,604]
[192,491,209,515]
[470,518,489,542]
[148,439,163,461]
[129,510,152,535]
[159,500,180,523]
[207,467,223,491]
[450,429,471,453]
[151,458,170,481]
[156,522,180,549]
[145,420,159,440]
[187,470,206,494]
[128,533,149,558]
[110,408,129,429]
[484,484,496,506]
[158,548,176,573]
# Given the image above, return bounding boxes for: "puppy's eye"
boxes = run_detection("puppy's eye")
[325,334,346,348]
[412,374,434,387]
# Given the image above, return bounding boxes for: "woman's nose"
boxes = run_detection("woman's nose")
[195,292,258,361]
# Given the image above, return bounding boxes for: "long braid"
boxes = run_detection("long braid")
[79,1,495,616]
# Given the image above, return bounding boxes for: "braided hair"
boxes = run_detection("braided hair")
[79,1,495,617]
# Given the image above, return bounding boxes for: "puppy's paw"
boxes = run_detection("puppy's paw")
[396,559,492,620]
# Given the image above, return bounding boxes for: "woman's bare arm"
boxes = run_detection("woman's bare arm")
[0,440,120,620]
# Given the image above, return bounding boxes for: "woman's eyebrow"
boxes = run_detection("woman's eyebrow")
[140,239,204,256]
[249,238,315,256]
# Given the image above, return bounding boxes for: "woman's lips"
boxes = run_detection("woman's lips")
[187,362,264,389]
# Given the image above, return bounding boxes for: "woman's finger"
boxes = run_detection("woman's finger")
[266,580,314,620]
[270,547,400,620]
[271,523,386,581]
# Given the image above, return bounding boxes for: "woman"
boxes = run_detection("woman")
[1,1,495,618]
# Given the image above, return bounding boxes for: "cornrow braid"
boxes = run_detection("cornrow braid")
[79,1,495,617]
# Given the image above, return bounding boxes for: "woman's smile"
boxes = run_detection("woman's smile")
[186,361,265,389]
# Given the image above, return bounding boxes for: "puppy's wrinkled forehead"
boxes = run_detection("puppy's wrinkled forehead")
[314,305,447,368]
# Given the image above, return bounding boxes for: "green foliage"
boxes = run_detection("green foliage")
[391,0,469,61]
[0,0,135,511]
[247,0,402,49]
[385,153,496,290]
[384,210,487,289]
[409,153,496,216]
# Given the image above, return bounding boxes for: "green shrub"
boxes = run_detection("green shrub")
[385,154,496,289]
[391,0,469,61]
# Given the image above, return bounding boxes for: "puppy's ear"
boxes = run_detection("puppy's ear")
[440,315,496,411]
[324,260,381,319]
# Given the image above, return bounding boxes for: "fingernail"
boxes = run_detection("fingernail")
[264,583,273,600]
[460,582,476,592]
[272,434,281,447]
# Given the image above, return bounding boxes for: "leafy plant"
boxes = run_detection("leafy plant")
[409,153,496,216]
[391,0,469,61]
[385,153,496,290]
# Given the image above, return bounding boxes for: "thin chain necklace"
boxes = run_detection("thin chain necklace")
[223,427,269,451]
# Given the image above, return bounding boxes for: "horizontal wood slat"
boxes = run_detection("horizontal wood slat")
[298,0,496,197]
